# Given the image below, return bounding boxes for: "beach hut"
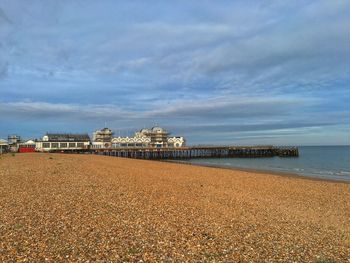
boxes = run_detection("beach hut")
[18,139,36,153]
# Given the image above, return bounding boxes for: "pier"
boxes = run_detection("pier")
[90,146,299,159]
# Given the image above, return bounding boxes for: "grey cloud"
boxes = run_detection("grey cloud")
[0,96,311,122]
[178,122,338,135]
[0,1,349,145]
[1,99,349,145]
[0,96,338,128]
[0,101,134,120]
[193,22,350,76]
[146,97,310,119]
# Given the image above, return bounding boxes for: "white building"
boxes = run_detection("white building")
[36,133,90,152]
[111,126,186,148]
[93,128,113,142]
[91,128,114,149]
[7,135,21,152]
[111,135,151,148]
[0,139,8,154]
[167,136,186,148]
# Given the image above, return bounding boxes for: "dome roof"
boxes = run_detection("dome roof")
[151,126,164,132]
[139,128,150,133]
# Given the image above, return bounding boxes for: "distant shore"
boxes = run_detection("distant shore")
[1,153,349,261]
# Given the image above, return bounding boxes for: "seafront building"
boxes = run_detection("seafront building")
[11,126,185,152]
[92,128,114,149]
[93,128,113,142]
[0,139,9,154]
[111,126,185,148]
[18,140,36,153]
[4,136,36,153]
[7,135,21,152]
[92,126,185,149]
[35,133,90,152]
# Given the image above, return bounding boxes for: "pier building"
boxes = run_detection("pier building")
[93,128,113,143]
[36,133,90,152]
[110,126,186,148]
[92,128,114,149]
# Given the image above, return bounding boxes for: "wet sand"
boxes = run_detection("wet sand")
[0,153,349,262]
[164,159,350,184]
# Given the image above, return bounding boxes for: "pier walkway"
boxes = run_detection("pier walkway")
[91,146,299,159]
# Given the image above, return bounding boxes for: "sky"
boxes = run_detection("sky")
[0,0,349,145]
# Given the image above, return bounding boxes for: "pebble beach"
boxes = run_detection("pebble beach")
[0,153,349,262]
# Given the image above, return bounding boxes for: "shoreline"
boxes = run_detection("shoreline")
[3,152,349,184]
[162,159,350,184]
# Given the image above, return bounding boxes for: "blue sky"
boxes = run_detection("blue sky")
[0,0,349,145]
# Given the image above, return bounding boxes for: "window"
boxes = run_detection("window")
[60,143,67,148]
[69,143,76,148]
[51,143,59,148]
[43,142,50,148]
[77,143,84,148]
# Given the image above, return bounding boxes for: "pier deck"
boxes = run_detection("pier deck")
[91,146,299,159]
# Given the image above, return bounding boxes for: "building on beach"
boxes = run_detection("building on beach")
[92,128,114,149]
[7,135,21,152]
[110,126,186,148]
[36,133,90,152]
[18,140,36,153]
[8,135,21,145]
[93,128,113,142]
[12,126,185,152]
[0,139,9,154]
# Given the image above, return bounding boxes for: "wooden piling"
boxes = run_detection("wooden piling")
[88,146,299,160]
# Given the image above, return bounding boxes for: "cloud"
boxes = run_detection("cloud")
[0,96,309,123]
[0,101,136,120]
[146,97,310,119]
[0,1,349,144]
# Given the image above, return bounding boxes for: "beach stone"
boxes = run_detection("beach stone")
[0,153,349,262]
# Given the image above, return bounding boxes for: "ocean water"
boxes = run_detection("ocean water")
[181,146,350,182]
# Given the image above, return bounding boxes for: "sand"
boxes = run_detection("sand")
[0,153,349,262]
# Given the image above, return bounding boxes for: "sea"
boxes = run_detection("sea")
[179,146,350,182]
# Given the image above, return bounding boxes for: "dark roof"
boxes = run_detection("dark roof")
[46,133,90,142]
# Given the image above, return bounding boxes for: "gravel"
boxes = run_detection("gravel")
[0,153,349,262]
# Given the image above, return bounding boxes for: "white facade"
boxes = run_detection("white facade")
[110,127,185,148]
[167,137,186,148]
[93,128,113,142]
[111,136,151,148]
[36,141,90,152]
[0,139,8,154]
[36,134,90,152]
[91,141,112,149]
